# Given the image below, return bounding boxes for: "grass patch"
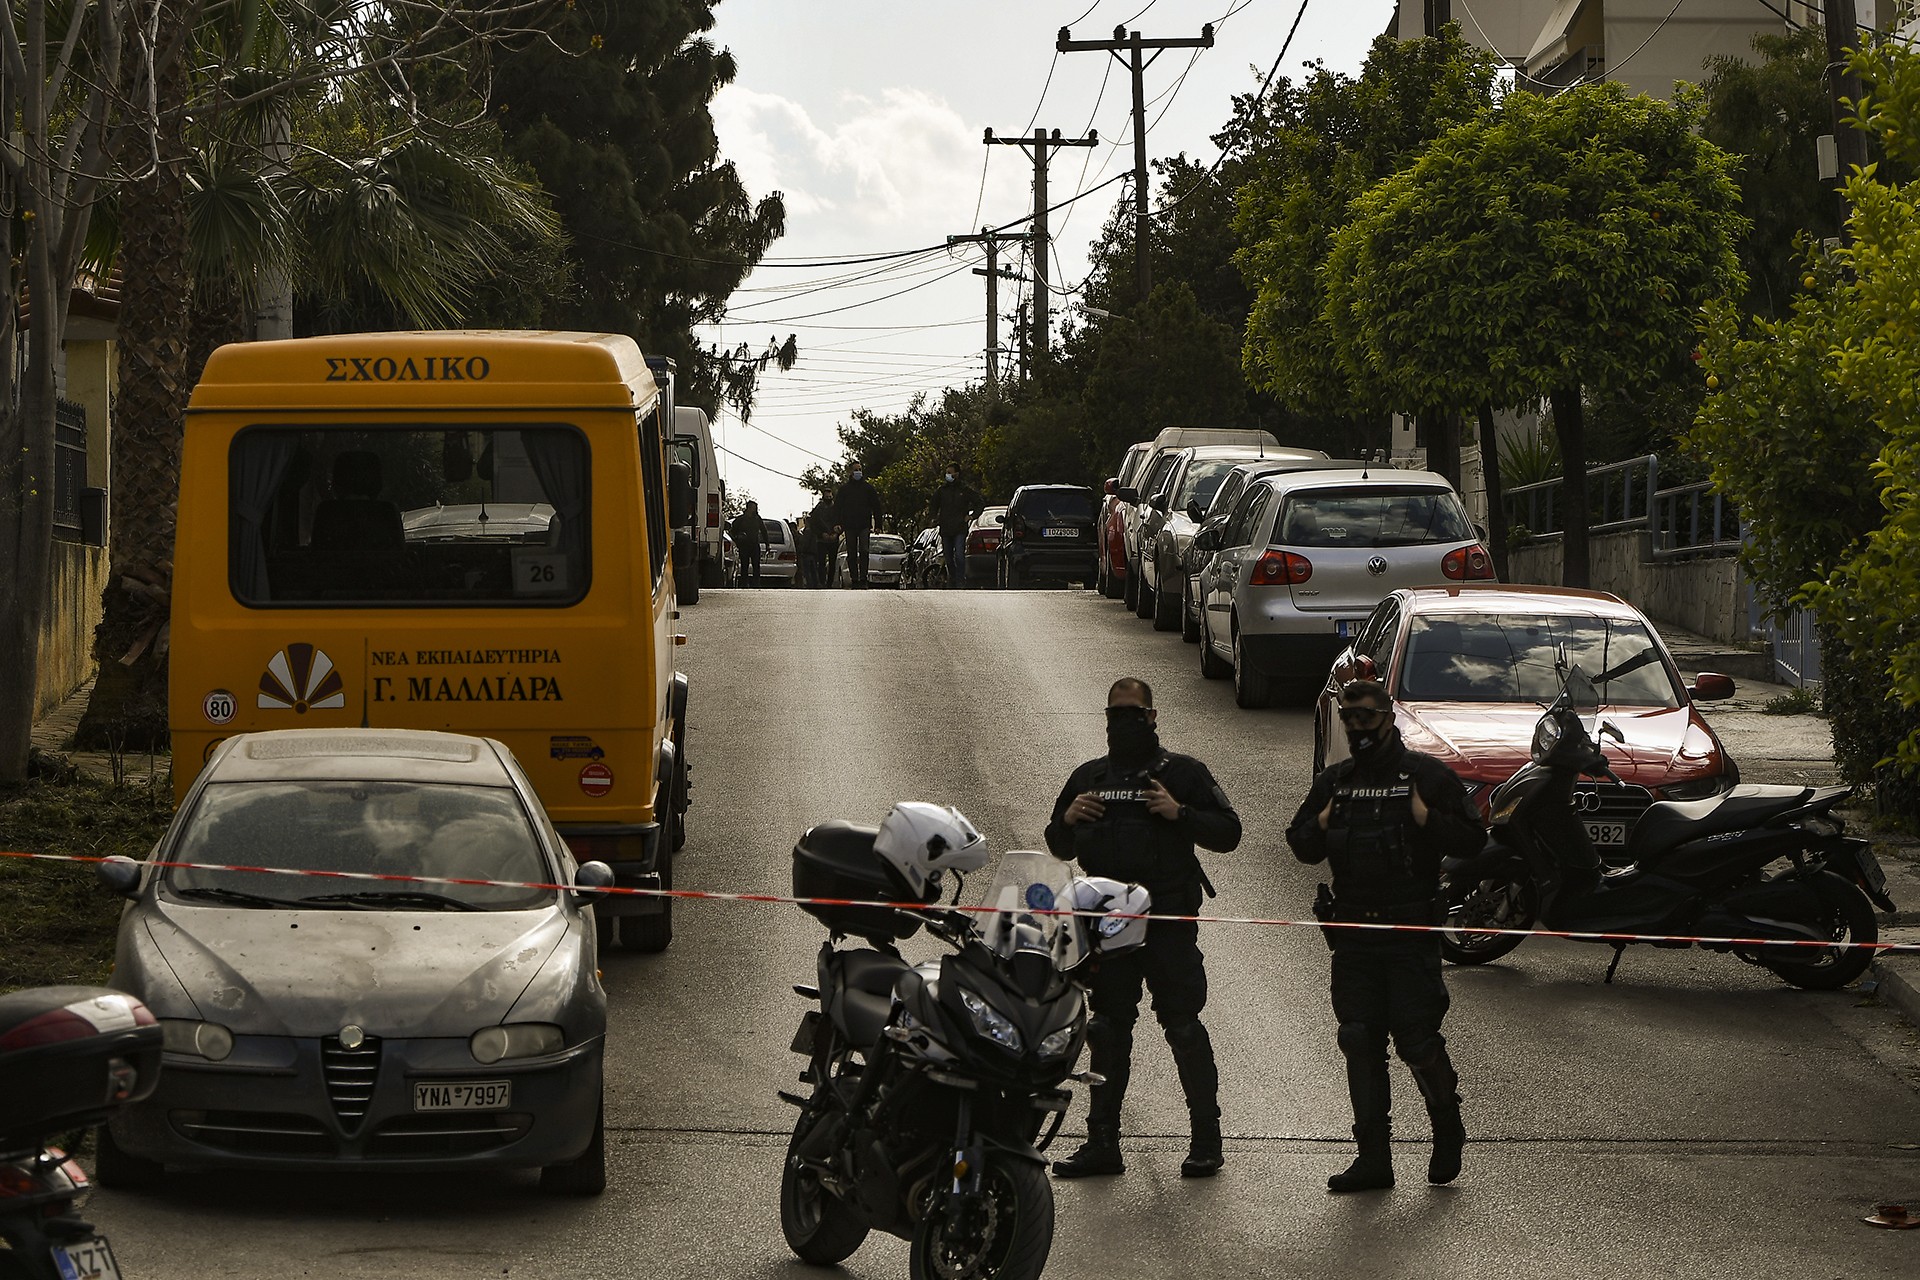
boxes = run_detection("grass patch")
[1761,686,1820,716]
[0,775,172,991]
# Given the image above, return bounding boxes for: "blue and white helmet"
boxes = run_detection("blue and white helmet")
[1058,876,1151,970]
[873,802,988,900]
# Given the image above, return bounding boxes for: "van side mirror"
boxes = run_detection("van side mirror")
[1185,499,1205,522]
[97,855,142,899]
[1688,673,1736,702]
[1149,492,1169,513]
[1116,486,1139,505]
[668,460,695,528]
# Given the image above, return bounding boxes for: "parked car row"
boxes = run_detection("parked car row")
[1096,427,1743,823]
[896,485,1104,589]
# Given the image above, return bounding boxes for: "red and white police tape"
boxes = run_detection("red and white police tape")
[1,847,1916,954]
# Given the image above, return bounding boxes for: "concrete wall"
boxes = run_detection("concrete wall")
[1505,527,1750,644]
[35,541,108,722]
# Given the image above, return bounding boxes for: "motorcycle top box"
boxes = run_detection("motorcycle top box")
[0,987,161,1150]
[793,820,927,942]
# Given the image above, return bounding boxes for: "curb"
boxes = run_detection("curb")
[1870,955,1920,1028]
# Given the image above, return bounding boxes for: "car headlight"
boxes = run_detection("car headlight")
[1531,714,1562,762]
[161,1019,233,1061]
[470,1023,565,1064]
[1037,1025,1080,1060]
[958,989,1022,1053]
[1662,773,1734,802]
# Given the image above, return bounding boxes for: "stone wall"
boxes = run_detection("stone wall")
[1505,528,1750,645]
[35,541,108,721]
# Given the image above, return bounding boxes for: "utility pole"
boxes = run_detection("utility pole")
[1824,0,1869,237]
[947,229,1028,393]
[1015,299,1030,385]
[985,126,1096,378]
[1057,23,1214,306]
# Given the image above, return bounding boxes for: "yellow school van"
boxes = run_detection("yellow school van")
[170,331,693,951]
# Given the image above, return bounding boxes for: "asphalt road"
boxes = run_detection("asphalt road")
[93,587,1920,1278]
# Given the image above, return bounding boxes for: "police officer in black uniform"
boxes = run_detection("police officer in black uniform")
[1286,679,1482,1192]
[1045,677,1241,1180]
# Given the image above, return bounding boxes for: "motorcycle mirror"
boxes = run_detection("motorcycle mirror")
[1565,666,1601,714]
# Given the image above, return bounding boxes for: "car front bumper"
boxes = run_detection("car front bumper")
[110,1035,603,1174]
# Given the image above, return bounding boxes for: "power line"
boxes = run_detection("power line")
[715,442,808,481]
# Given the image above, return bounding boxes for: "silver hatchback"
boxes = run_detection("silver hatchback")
[1193,468,1492,707]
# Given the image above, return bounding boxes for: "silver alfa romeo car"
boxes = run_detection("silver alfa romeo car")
[93,729,614,1194]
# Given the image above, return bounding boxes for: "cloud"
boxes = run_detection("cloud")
[714,85,1027,235]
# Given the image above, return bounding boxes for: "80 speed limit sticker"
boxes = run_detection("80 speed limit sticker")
[202,689,237,725]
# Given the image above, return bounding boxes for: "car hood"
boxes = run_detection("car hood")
[1394,702,1725,788]
[133,903,568,1038]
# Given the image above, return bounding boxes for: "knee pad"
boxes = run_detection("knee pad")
[1396,1033,1448,1070]
[1163,1018,1209,1052]
[1336,1021,1384,1059]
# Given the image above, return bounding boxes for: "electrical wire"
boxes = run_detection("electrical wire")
[714,442,809,481]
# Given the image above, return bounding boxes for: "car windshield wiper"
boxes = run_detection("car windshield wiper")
[171,885,313,910]
[301,890,486,912]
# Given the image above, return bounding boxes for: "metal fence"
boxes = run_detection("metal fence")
[1502,455,1743,560]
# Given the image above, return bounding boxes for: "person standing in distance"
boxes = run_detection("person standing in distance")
[1045,677,1241,1180]
[835,463,884,588]
[808,491,839,588]
[931,462,982,589]
[1286,679,1482,1193]
[729,499,767,587]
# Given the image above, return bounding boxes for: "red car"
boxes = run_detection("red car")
[1314,585,1739,851]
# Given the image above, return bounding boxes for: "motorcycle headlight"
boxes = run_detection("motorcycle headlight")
[1037,1025,1080,1060]
[958,988,1023,1053]
[161,1019,233,1062]
[470,1023,565,1065]
[1661,773,1734,802]
[1531,714,1562,762]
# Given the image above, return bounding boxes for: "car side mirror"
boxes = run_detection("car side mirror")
[1185,499,1205,522]
[97,855,142,899]
[1689,672,1736,702]
[1192,526,1221,553]
[1116,486,1139,505]
[1353,655,1377,681]
[573,860,615,901]
[1473,521,1489,543]
[668,460,695,528]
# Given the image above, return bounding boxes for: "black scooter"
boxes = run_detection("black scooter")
[779,836,1139,1280]
[1440,667,1895,988]
[0,986,163,1280]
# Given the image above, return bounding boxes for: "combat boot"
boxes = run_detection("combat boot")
[1051,1121,1125,1178]
[1181,1113,1223,1178]
[1326,1122,1394,1193]
[1406,1040,1465,1185]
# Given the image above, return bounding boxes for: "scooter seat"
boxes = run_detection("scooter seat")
[826,950,911,1049]
[1627,784,1815,860]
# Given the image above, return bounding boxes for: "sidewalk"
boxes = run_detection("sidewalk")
[28,677,170,789]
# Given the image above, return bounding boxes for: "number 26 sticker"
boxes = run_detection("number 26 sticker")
[203,689,237,725]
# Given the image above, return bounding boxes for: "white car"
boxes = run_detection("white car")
[835,532,908,586]
[1193,468,1493,708]
[758,518,801,584]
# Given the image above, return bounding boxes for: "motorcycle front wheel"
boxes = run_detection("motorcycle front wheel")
[910,1157,1052,1280]
[780,1113,869,1265]
[1439,874,1538,965]
[1756,869,1879,990]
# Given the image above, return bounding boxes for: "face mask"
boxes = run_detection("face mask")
[851,470,863,480]
[945,473,955,482]
[1339,708,1391,761]
[1106,705,1159,765]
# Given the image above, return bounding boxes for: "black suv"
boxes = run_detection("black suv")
[997,484,1098,587]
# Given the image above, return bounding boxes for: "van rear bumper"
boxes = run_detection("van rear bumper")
[557,822,665,917]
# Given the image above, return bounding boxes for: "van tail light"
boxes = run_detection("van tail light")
[563,836,621,863]
[1251,549,1312,586]
[1011,517,1026,540]
[706,493,720,529]
[1442,544,1496,581]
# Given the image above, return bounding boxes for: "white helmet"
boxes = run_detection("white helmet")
[1059,876,1151,969]
[873,802,988,900]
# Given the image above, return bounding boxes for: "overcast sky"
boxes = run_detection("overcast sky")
[698,1,1398,517]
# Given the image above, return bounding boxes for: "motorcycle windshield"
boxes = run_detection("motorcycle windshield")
[974,851,1084,971]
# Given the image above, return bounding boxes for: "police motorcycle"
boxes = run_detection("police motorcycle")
[0,986,164,1279]
[1438,666,1894,988]
[779,803,1150,1280]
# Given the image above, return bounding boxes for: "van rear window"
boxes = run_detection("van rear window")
[230,425,590,607]
[1272,486,1471,549]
